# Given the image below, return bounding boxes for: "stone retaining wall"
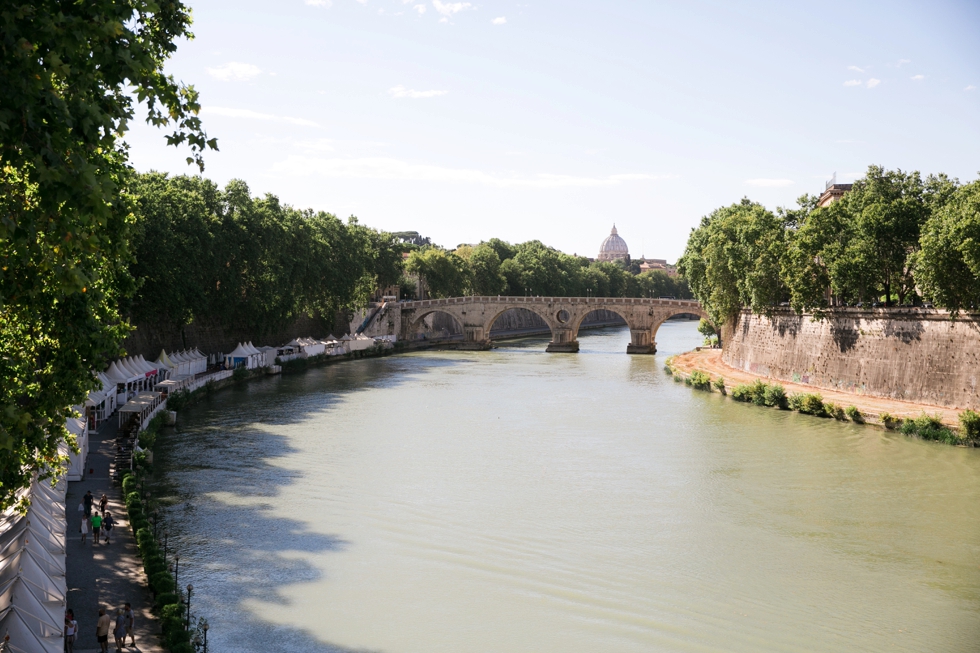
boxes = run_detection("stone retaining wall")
[722,308,980,410]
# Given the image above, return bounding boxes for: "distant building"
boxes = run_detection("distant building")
[638,258,678,277]
[598,225,630,262]
[817,174,853,207]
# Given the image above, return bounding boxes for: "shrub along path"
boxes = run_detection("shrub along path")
[66,419,163,652]
[670,348,963,427]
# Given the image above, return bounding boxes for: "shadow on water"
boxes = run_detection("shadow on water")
[149,325,702,652]
[151,356,466,653]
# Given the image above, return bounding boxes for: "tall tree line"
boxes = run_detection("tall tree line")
[127,173,404,337]
[678,165,980,327]
[404,239,692,300]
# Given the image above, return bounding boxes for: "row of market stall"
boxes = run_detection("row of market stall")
[223,334,389,370]
[0,474,69,653]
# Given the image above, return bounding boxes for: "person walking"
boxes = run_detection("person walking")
[102,512,115,545]
[99,493,108,516]
[83,490,94,518]
[96,608,111,653]
[91,512,103,545]
[123,603,136,647]
[80,512,89,544]
[113,608,126,651]
[64,608,77,653]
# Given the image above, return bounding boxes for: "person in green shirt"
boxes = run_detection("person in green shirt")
[91,513,103,544]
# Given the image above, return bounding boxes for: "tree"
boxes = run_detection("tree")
[405,248,468,298]
[468,244,507,295]
[678,199,784,326]
[0,1,215,509]
[915,180,980,315]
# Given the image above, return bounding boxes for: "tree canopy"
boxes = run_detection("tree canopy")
[679,165,978,326]
[1,0,215,509]
[404,239,691,300]
[128,173,402,338]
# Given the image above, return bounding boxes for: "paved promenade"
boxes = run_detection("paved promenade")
[66,419,163,653]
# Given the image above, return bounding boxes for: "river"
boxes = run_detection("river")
[156,321,980,652]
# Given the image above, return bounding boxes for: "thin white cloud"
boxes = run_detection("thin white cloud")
[965,85,977,91]
[866,78,881,88]
[413,3,426,13]
[388,85,448,99]
[306,0,331,5]
[911,74,925,81]
[206,62,262,82]
[201,106,320,128]
[745,179,794,188]
[843,79,862,87]
[432,0,471,16]
[439,17,448,22]
[271,155,674,188]
[847,65,864,72]
[898,58,911,66]
[492,16,507,25]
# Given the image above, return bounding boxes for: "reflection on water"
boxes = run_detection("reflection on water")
[156,322,980,653]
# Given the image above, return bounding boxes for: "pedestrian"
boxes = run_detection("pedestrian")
[96,607,111,653]
[99,493,108,516]
[123,603,135,647]
[102,511,115,545]
[113,608,126,651]
[64,608,77,653]
[83,490,94,518]
[91,512,103,545]
[80,513,89,544]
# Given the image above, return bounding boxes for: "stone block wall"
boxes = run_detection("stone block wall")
[722,309,980,410]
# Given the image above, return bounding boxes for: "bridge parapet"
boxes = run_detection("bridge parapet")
[397,296,706,354]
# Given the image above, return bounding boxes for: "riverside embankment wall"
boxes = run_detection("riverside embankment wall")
[122,313,339,360]
[722,308,980,410]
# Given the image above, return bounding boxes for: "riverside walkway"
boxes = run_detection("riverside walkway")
[66,420,162,653]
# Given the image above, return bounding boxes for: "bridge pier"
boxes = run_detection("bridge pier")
[546,328,579,353]
[460,325,492,350]
[626,329,656,355]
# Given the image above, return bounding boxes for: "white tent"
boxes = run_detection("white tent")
[64,417,88,482]
[105,361,139,405]
[347,334,377,352]
[225,343,254,369]
[191,349,208,374]
[170,351,192,377]
[0,474,68,653]
[244,342,265,368]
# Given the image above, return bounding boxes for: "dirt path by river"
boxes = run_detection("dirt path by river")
[670,348,963,427]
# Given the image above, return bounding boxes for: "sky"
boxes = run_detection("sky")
[126,0,980,262]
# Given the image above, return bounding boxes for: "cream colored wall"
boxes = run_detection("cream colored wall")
[722,309,980,410]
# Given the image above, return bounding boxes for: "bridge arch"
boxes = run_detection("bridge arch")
[483,306,558,341]
[406,307,466,341]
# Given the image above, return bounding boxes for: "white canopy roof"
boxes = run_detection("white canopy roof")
[0,474,68,653]
[226,343,251,358]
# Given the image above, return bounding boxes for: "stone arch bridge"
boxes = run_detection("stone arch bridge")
[396,296,707,353]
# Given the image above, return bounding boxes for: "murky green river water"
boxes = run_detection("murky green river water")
[157,322,980,652]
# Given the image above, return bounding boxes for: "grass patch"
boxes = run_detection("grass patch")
[689,370,712,391]
[960,409,980,444]
[824,402,847,420]
[713,376,726,394]
[844,405,863,423]
[900,414,960,444]
[788,393,826,416]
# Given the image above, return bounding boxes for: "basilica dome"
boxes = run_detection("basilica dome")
[597,225,629,261]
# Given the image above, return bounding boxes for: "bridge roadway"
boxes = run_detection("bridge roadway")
[397,296,707,354]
